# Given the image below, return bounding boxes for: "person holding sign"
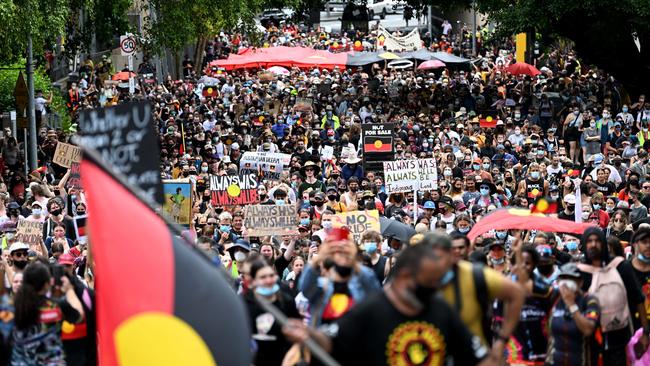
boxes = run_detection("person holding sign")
[45,223,73,254]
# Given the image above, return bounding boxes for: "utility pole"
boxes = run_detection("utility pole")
[427,6,432,40]
[472,2,477,56]
[26,35,38,171]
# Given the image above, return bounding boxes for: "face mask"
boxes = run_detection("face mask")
[350,187,358,193]
[567,204,575,212]
[364,242,378,254]
[530,171,540,180]
[412,281,436,307]
[50,209,62,216]
[276,199,285,205]
[514,113,521,119]
[327,194,338,201]
[603,113,610,119]
[514,130,521,135]
[622,107,629,113]
[220,225,231,233]
[472,164,481,171]
[590,122,596,128]
[334,264,353,277]
[458,227,470,234]
[13,260,28,270]
[550,194,559,200]
[234,251,247,262]
[638,253,650,264]
[493,231,507,240]
[300,218,311,226]
[322,221,332,229]
[537,263,554,276]
[439,269,454,286]
[32,208,42,216]
[201,166,209,172]
[255,283,280,297]
[490,257,505,265]
[443,169,452,177]
[566,241,579,251]
[480,187,490,196]
[581,212,591,220]
[558,279,577,292]
[482,163,490,170]
[574,111,580,115]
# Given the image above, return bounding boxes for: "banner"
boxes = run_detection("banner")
[331,210,380,243]
[210,174,259,205]
[467,208,595,241]
[53,142,82,168]
[377,25,422,52]
[321,145,334,161]
[383,158,438,193]
[163,180,193,226]
[362,122,395,171]
[78,101,163,205]
[243,205,298,236]
[66,162,82,189]
[239,152,291,180]
[16,219,43,246]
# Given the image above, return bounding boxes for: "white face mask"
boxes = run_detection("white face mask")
[32,208,42,216]
[558,279,577,292]
[234,251,247,262]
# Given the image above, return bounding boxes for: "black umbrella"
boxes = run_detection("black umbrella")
[380,216,416,243]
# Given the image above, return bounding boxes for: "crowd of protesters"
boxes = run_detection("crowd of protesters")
[0,17,648,366]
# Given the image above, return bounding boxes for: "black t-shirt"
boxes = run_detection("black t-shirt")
[244,289,300,366]
[595,181,616,196]
[632,264,650,329]
[330,291,487,366]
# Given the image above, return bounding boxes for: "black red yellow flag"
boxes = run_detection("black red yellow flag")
[363,136,392,153]
[81,154,251,366]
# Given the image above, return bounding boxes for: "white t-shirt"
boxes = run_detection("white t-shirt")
[35,97,47,114]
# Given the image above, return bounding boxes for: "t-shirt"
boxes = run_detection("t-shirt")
[330,291,488,366]
[546,294,601,365]
[440,260,504,346]
[633,265,650,329]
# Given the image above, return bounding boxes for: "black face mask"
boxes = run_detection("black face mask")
[50,209,62,216]
[12,260,27,270]
[412,281,436,308]
[334,264,353,278]
[566,204,575,212]
[537,263,554,276]
[328,194,338,201]
[586,246,601,262]
[349,187,358,193]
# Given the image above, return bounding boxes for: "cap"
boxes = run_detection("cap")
[230,142,240,150]
[423,201,436,209]
[632,226,650,244]
[7,202,20,210]
[9,242,29,253]
[230,239,251,252]
[563,194,576,205]
[326,185,337,193]
[362,190,374,198]
[558,262,581,279]
[456,123,464,130]
[617,200,630,210]
[58,253,75,265]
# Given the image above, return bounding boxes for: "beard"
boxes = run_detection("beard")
[586,247,601,262]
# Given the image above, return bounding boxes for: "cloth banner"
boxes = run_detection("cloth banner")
[377,25,422,52]
[239,152,291,180]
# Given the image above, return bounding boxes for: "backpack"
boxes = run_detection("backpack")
[577,256,630,332]
[472,264,494,344]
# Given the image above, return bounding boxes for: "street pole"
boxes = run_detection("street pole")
[472,2,477,56]
[26,35,38,171]
[427,6,432,41]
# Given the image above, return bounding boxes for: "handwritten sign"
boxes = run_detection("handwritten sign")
[16,219,43,246]
[53,142,81,168]
[383,158,438,193]
[321,145,334,161]
[239,152,291,180]
[244,205,298,236]
[210,174,259,205]
[78,102,163,205]
[331,210,380,243]
[66,162,82,189]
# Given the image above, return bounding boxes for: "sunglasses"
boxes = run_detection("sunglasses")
[13,251,27,258]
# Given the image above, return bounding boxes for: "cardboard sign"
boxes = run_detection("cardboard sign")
[331,210,380,243]
[16,219,43,246]
[163,180,193,226]
[341,146,354,160]
[239,152,291,180]
[321,145,334,161]
[53,142,82,168]
[210,174,259,205]
[383,158,439,193]
[362,123,395,171]
[244,205,298,237]
[78,101,163,205]
[66,162,82,189]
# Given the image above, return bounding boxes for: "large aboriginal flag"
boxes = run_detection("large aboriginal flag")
[81,155,251,366]
[363,136,393,153]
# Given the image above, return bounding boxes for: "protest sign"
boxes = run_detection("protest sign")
[16,219,43,246]
[383,158,438,193]
[239,152,291,180]
[78,101,163,205]
[53,142,81,168]
[362,122,395,171]
[341,146,354,160]
[66,162,82,189]
[210,174,259,205]
[243,205,298,236]
[321,145,334,161]
[331,210,380,243]
[73,215,87,240]
[163,180,193,226]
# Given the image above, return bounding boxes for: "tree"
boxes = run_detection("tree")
[404,0,650,96]
[0,0,70,64]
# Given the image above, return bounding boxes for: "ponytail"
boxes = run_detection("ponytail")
[14,263,51,329]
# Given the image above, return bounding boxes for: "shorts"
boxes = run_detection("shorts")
[564,126,580,142]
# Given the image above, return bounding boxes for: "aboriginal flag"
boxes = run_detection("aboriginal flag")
[480,116,497,128]
[364,136,393,153]
[202,86,218,97]
[81,154,251,366]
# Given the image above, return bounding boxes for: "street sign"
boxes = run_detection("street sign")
[120,35,137,56]
[14,72,27,111]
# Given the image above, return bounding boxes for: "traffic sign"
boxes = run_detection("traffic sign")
[14,72,28,111]
[120,35,137,56]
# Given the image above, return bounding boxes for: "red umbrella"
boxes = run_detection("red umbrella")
[417,60,446,70]
[112,71,137,81]
[505,62,541,76]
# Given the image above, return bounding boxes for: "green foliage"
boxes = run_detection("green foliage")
[0,0,70,64]
[0,62,72,132]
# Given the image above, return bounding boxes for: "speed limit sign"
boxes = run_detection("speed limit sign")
[120,35,137,56]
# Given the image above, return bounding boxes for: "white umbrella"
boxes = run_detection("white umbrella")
[268,66,290,75]
[387,59,414,69]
